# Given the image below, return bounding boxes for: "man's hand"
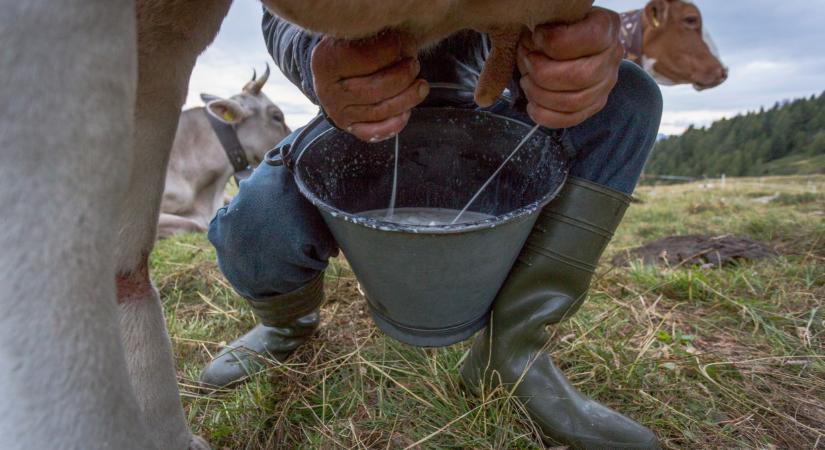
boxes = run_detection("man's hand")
[311,32,430,142]
[517,7,623,129]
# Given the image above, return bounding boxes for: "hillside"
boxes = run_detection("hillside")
[646,92,825,178]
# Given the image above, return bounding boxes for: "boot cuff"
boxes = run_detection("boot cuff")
[565,177,632,205]
[247,272,325,327]
[543,177,632,233]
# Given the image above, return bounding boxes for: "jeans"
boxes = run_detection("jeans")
[208,61,663,299]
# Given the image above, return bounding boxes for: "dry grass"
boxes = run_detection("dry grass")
[152,175,825,449]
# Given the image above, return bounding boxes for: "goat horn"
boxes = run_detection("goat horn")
[251,68,257,81]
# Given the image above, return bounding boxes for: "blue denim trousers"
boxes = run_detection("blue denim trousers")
[209,61,663,299]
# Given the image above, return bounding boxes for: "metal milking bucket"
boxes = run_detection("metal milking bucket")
[269,108,569,347]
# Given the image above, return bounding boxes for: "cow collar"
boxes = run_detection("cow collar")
[620,9,681,86]
[204,110,252,183]
[619,9,644,64]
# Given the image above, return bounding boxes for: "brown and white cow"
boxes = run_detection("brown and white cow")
[0,1,604,449]
[620,0,728,90]
[158,67,290,238]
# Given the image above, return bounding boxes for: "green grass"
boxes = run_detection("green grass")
[758,153,825,176]
[152,175,825,449]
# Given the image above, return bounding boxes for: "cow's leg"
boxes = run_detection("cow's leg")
[0,1,160,449]
[115,3,231,450]
[117,262,199,450]
[157,213,208,239]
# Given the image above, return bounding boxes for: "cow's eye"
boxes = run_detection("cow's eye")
[683,15,700,29]
[272,111,284,122]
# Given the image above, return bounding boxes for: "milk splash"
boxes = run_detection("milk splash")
[361,207,493,227]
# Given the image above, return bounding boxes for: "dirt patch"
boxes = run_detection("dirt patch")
[613,234,779,267]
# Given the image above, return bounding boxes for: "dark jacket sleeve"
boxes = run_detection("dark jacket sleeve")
[262,9,322,104]
[416,30,490,108]
[261,9,520,108]
[417,31,522,108]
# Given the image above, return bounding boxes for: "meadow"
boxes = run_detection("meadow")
[152,175,825,449]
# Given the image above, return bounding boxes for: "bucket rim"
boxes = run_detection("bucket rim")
[293,107,569,235]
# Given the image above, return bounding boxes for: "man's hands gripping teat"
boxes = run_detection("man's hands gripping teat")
[518,7,623,129]
[312,32,430,142]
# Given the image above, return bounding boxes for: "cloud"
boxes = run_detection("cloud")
[659,109,740,135]
[186,2,317,130]
[186,57,318,130]
[596,1,825,134]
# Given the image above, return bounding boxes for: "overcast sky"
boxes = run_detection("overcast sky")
[186,1,825,135]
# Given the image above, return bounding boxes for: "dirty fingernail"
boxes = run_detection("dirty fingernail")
[533,28,545,44]
[411,58,421,74]
[523,56,533,74]
[418,82,430,99]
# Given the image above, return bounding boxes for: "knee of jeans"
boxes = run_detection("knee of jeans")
[219,256,322,301]
[209,208,329,299]
[208,165,335,299]
[616,61,664,139]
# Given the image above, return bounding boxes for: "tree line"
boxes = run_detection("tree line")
[645,91,825,178]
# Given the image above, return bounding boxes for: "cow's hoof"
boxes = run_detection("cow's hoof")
[189,435,211,450]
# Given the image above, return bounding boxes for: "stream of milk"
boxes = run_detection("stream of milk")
[371,123,539,227]
[451,124,541,224]
[386,134,400,219]
[361,207,494,226]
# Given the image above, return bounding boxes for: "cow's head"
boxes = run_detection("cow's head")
[202,65,290,166]
[641,0,727,90]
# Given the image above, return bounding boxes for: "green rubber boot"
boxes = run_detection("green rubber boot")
[200,272,325,389]
[461,178,659,449]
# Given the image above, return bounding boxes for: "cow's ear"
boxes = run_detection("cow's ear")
[645,0,669,29]
[200,93,221,104]
[205,99,248,125]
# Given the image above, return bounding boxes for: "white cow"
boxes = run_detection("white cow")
[159,67,290,238]
[0,1,593,449]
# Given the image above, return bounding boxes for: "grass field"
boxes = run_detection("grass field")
[759,154,825,176]
[152,175,825,449]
